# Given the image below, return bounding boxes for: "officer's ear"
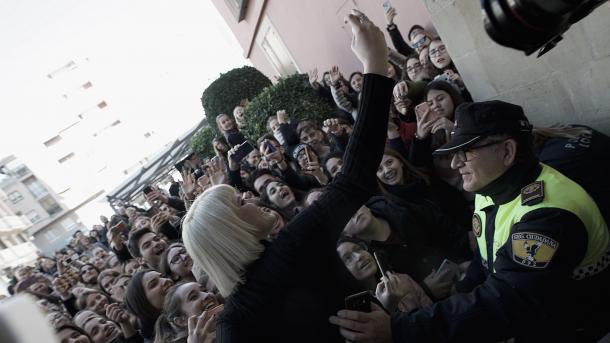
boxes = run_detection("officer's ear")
[501,138,518,167]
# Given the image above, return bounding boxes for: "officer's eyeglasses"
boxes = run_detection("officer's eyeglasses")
[453,139,507,162]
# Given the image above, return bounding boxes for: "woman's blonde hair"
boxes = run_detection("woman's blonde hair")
[182,184,265,297]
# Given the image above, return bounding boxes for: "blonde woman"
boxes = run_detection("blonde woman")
[182,10,393,342]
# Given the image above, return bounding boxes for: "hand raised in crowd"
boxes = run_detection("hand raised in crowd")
[207,156,228,186]
[187,311,216,343]
[107,221,128,249]
[415,104,439,140]
[385,6,396,25]
[322,118,341,136]
[276,109,288,124]
[375,271,409,313]
[307,68,319,88]
[330,65,341,84]
[423,267,454,299]
[346,9,388,75]
[329,302,392,343]
[145,189,168,206]
[106,303,137,339]
[302,161,329,185]
[260,140,285,169]
[393,81,409,100]
[226,146,241,172]
[430,116,454,141]
[151,211,170,233]
[180,169,198,200]
[52,274,73,299]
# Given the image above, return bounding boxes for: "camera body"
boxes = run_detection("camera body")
[482,0,607,56]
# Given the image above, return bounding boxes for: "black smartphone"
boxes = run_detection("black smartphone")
[175,153,196,172]
[143,186,153,195]
[231,142,255,162]
[345,291,373,312]
[193,169,204,179]
[373,250,392,278]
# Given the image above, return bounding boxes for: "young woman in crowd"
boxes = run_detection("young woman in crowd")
[336,237,432,312]
[97,270,120,297]
[215,113,245,147]
[159,243,196,283]
[76,289,110,315]
[79,263,101,288]
[73,307,142,343]
[291,143,329,186]
[124,269,174,340]
[56,324,93,343]
[409,80,466,189]
[182,12,393,341]
[154,281,221,343]
[108,274,131,303]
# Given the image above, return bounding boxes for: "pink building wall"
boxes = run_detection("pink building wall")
[210,0,434,80]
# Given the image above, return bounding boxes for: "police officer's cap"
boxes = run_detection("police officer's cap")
[434,100,533,155]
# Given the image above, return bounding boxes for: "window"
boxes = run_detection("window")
[58,152,75,164]
[39,196,62,216]
[26,210,42,224]
[8,191,23,204]
[23,177,47,198]
[43,135,62,147]
[97,101,107,109]
[256,16,299,77]
[61,217,77,231]
[111,120,121,127]
[44,229,59,242]
[82,81,93,89]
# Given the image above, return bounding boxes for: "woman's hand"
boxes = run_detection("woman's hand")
[322,118,341,136]
[330,65,341,85]
[151,211,170,233]
[187,311,216,343]
[207,157,228,186]
[302,162,329,186]
[385,6,396,25]
[375,272,409,313]
[226,146,240,171]
[180,169,198,201]
[392,81,409,100]
[415,105,439,140]
[308,68,319,88]
[106,303,136,338]
[261,141,285,169]
[276,110,288,124]
[346,9,388,75]
[431,117,454,141]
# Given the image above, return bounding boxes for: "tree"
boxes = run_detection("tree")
[189,126,217,159]
[200,65,271,134]
[241,73,334,141]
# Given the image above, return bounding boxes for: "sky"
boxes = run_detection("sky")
[0,0,249,226]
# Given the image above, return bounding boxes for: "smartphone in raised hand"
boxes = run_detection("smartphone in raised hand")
[230,142,255,162]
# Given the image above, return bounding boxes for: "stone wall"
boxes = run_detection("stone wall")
[422,1,610,132]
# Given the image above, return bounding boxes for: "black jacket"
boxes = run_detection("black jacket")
[216,74,394,342]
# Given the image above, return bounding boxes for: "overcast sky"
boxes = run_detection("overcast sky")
[0,0,248,225]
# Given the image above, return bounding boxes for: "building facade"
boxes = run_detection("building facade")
[0,155,86,255]
[210,0,610,131]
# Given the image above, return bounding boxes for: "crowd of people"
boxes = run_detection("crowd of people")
[3,8,610,343]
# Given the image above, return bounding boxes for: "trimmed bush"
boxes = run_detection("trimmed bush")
[241,73,335,141]
[189,125,217,158]
[200,66,271,133]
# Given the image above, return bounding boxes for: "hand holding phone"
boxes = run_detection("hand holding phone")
[374,251,392,278]
[230,141,254,162]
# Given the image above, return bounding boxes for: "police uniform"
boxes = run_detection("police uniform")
[390,101,610,342]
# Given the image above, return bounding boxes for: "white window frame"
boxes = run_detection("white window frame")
[255,16,300,77]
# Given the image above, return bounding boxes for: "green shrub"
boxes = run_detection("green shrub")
[241,73,335,141]
[200,66,271,133]
[189,125,217,158]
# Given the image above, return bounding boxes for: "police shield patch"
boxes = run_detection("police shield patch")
[472,214,482,238]
[511,232,559,269]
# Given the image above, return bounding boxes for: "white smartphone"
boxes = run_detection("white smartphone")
[435,258,461,281]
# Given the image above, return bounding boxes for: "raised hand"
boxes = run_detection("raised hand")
[207,156,228,186]
[385,6,396,25]
[303,162,329,186]
[322,118,341,135]
[187,311,216,343]
[423,268,454,299]
[307,68,319,87]
[392,81,409,100]
[375,271,409,312]
[346,9,388,75]
[415,103,439,140]
[276,110,288,124]
[330,65,341,84]
[180,169,198,201]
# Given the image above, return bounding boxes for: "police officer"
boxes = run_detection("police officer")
[330,100,610,342]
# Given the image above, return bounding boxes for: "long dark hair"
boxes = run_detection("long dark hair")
[124,269,161,323]
[377,148,431,202]
[153,282,189,343]
[260,181,305,222]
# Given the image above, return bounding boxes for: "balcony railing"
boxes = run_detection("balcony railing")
[0,215,31,231]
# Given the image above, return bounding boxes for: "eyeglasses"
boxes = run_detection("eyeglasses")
[429,45,447,57]
[406,62,423,73]
[452,139,507,162]
[411,36,428,49]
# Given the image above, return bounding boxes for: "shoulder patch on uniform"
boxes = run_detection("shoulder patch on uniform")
[511,232,559,269]
[472,213,482,238]
[521,181,544,206]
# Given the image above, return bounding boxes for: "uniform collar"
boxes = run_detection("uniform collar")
[477,157,541,205]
